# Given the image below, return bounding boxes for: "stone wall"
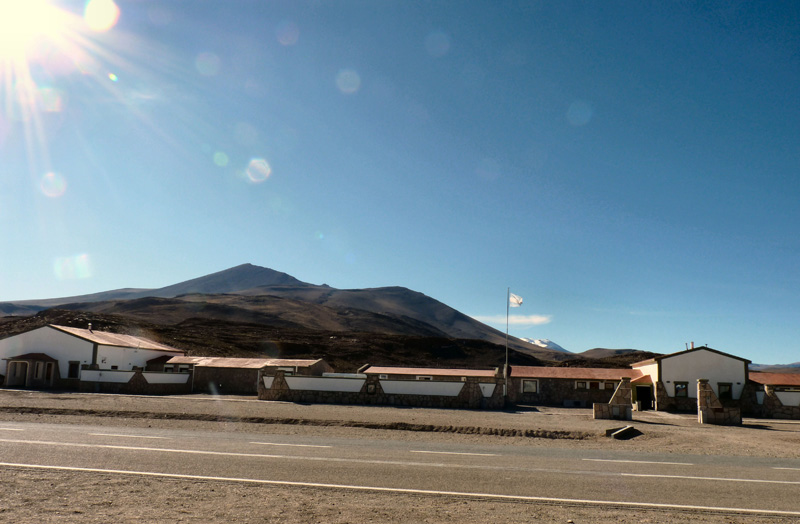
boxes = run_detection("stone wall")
[761,385,800,420]
[697,378,741,425]
[193,367,260,395]
[259,370,504,410]
[593,378,633,420]
[509,377,616,407]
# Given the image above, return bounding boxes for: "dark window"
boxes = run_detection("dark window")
[589,381,600,389]
[674,382,688,397]
[45,363,53,381]
[605,382,616,390]
[718,383,732,401]
[68,361,80,379]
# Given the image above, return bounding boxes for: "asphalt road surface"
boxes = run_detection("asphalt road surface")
[1,420,799,518]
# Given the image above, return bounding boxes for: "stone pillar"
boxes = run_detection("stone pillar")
[697,378,741,425]
[593,378,633,420]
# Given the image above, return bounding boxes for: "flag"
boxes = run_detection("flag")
[509,292,523,307]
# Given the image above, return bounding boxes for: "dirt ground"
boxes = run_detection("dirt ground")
[1,390,799,523]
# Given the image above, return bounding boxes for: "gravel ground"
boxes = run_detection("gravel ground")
[1,389,799,523]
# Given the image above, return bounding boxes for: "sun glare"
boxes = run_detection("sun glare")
[0,1,68,57]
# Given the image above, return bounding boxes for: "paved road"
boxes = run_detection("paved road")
[1,420,799,517]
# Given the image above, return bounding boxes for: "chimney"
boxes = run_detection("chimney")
[691,341,694,349]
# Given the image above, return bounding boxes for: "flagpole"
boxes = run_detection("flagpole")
[504,287,509,398]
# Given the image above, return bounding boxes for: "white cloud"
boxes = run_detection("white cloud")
[472,314,552,326]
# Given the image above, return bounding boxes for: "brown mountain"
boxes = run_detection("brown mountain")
[1,264,570,367]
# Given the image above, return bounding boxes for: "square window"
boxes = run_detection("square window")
[576,381,587,389]
[718,383,732,401]
[589,381,600,389]
[674,382,688,397]
[416,376,432,381]
[522,379,538,393]
[605,382,616,390]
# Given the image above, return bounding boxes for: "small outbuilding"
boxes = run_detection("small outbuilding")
[165,356,332,395]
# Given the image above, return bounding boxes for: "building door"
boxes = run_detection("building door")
[6,361,29,387]
[636,385,653,410]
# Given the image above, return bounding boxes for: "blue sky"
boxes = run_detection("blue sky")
[1,1,799,364]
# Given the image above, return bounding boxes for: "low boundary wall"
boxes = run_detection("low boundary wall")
[79,370,192,395]
[258,370,504,409]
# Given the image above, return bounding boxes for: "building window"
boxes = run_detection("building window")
[34,362,44,379]
[605,382,616,390]
[521,379,538,393]
[674,382,688,397]
[111,366,119,370]
[68,361,81,379]
[163,365,174,373]
[178,365,190,373]
[589,381,600,389]
[576,381,587,389]
[379,374,388,380]
[45,363,54,382]
[416,376,432,381]
[718,383,732,401]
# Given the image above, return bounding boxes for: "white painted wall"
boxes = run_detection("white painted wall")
[380,380,464,397]
[0,326,92,378]
[285,376,365,393]
[96,345,180,370]
[776,391,800,406]
[144,373,190,384]
[659,349,747,399]
[633,362,659,385]
[81,370,135,383]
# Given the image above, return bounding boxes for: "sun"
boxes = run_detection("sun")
[0,1,69,58]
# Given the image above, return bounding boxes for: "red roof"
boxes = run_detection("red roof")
[749,371,800,387]
[360,366,498,378]
[510,366,643,381]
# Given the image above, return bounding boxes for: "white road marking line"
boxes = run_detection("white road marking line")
[621,472,800,485]
[88,433,169,440]
[250,442,332,449]
[410,450,497,457]
[774,467,800,471]
[1,462,798,517]
[0,428,23,431]
[583,458,693,466]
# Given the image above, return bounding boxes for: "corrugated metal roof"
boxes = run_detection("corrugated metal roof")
[511,366,643,380]
[166,356,323,369]
[51,325,184,353]
[360,366,497,377]
[749,371,800,387]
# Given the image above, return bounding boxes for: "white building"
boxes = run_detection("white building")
[0,324,185,389]
[631,345,750,411]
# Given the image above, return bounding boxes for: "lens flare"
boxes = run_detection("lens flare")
[245,158,271,183]
[213,151,229,167]
[84,0,120,33]
[276,21,299,46]
[53,254,92,280]
[40,171,67,197]
[336,69,361,94]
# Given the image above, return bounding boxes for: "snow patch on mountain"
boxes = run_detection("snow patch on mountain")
[520,338,570,353]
